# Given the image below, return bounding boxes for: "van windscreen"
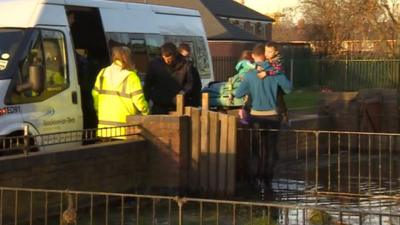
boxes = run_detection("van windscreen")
[0,29,26,79]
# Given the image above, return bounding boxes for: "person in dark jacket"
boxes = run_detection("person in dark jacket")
[144,42,199,114]
[178,42,202,107]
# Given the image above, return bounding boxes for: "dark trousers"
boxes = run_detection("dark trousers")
[250,115,281,183]
[151,104,175,115]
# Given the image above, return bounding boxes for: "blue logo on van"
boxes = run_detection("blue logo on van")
[41,108,55,117]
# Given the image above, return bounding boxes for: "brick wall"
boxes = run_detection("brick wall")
[0,115,191,222]
[0,140,147,192]
[318,90,399,133]
[208,41,256,57]
[126,115,191,193]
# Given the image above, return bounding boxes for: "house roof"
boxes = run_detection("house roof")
[114,0,269,41]
[200,0,274,22]
[207,17,264,41]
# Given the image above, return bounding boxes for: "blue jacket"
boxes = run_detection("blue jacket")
[234,63,292,112]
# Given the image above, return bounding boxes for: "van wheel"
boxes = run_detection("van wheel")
[0,131,37,156]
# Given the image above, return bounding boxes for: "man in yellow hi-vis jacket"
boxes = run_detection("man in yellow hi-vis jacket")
[92,46,149,138]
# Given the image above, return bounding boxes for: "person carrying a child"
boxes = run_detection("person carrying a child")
[233,43,292,188]
[255,42,289,125]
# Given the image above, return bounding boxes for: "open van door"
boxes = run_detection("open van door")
[66,6,109,130]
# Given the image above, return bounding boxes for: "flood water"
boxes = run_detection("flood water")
[265,151,400,225]
[4,151,398,225]
[62,153,400,225]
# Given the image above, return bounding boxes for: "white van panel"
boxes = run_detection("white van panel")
[0,0,38,28]
[0,2,68,28]
[0,80,24,136]
[40,0,64,4]
[65,0,126,9]
[150,5,200,17]
[35,5,69,26]
[100,7,159,34]
[155,13,204,36]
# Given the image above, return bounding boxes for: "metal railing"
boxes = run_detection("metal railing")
[211,56,236,82]
[211,57,400,90]
[291,59,400,90]
[0,125,141,156]
[237,128,400,197]
[0,186,398,225]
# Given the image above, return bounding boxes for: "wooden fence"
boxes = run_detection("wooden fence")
[176,94,237,195]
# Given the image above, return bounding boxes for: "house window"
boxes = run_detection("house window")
[265,24,272,40]
[255,22,262,37]
[244,21,251,32]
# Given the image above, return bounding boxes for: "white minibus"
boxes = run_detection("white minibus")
[0,0,213,149]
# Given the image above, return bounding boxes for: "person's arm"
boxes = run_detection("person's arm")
[181,63,195,95]
[190,65,202,106]
[91,69,104,114]
[276,74,292,94]
[257,61,273,79]
[130,74,150,115]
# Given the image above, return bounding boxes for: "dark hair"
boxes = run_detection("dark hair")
[265,42,279,50]
[161,42,178,57]
[240,50,252,61]
[111,46,134,70]
[252,43,265,56]
[178,43,191,53]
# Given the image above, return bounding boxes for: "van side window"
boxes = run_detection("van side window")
[129,38,147,79]
[10,29,68,104]
[21,32,44,86]
[192,36,211,79]
[164,35,211,79]
[106,33,163,80]
[106,32,122,50]
[144,34,163,61]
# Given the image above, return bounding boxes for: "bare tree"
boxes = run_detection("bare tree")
[271,7,299,42]
[300,0,399,57]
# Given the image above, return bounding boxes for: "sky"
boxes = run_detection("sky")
[239,0,300,14]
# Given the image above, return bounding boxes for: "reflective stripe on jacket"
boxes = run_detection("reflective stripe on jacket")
[92,63,149,137]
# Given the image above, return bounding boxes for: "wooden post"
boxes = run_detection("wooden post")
[202,93,209,111]
[200,93,210,192]
[218,113,228,195]
[185,107,201,192]
[226,115,237,195]
[176,94,184,116]
[208,111,220,193]
[200,110,209,192]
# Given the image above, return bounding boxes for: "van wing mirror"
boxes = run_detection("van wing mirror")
[16,65,45,94]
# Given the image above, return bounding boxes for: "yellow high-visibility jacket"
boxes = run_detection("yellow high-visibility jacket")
[92,62,149,138]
